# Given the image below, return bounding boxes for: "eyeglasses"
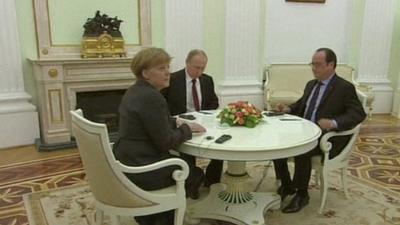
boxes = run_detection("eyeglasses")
[309,62,327,68]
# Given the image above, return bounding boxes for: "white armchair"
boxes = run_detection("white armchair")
[263,64,373,115]
[336,66,374,117]
[70,109,189,225]
[312,124,361,214]
[263,64,311,109]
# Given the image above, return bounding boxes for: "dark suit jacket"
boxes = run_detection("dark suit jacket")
[113,79,192,167]
[289,74,366,157]
[162,69,219,116]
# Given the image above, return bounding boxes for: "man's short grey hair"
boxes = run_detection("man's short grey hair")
[185,49,208,63]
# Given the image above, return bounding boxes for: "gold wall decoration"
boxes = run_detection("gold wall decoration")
[81,11,126,58]
[48,68,58,78]
[82,33,126,58]
[42,48,49,55]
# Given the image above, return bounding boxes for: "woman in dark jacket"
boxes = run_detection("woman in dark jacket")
[113,47,205,225]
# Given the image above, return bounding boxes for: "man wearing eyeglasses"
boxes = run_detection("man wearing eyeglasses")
[273,48,366,213]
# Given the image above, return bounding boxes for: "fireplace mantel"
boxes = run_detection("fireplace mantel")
[31,57,136,149]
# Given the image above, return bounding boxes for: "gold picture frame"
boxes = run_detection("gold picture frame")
[286,0,326,3]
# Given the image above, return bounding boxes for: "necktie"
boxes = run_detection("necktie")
[304,81,323,120]
[192,79,200,111]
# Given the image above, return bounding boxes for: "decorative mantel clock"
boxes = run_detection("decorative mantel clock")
[81,11,126,58]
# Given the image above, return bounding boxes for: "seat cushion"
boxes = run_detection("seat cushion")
[149,185,177,195]
[269,91,302,105]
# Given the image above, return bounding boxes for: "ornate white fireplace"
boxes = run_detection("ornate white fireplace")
[31,58,135,148]
[29,0,151,149]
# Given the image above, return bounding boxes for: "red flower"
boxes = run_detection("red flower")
[218,101,262,128]
[235,111,244,118]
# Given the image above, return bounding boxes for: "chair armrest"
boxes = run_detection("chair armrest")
[264,65,270,88]
[114,158,189,181]
[355,89,367,109]
[263,87,272,110]
[358,84,373,92]
[263,66,272,98]
[350,67,359,86]
[319,125,361,154]
[264,88,272,100]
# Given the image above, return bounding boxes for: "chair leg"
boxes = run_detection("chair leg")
[95,209,104,225]
[319,168,329,214]
[341,167,349,199]
[110,215,120,225]
[315,168,320,186]
[319,170,323,202]
[174,207,185,225]
[367,105,373,120]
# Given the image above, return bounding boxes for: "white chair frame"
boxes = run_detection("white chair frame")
[70,109,189,225]
[312,124,361,214]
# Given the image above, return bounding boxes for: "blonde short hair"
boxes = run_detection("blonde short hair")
[130,47,172,78]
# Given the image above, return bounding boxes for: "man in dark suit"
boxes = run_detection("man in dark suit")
[162,49,221,197]
[273,48,366,213]
[163,50,219,115]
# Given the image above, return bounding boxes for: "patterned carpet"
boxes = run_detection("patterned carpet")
[0,115,399,225]
[22,162,400,225]
[0,154,86,225]
[349,116,400,199]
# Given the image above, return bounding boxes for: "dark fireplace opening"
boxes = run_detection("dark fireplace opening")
[76,89,126,142]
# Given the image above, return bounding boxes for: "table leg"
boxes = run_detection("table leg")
[186,161,280,225]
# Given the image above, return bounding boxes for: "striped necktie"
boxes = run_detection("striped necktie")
[304,81,323,120]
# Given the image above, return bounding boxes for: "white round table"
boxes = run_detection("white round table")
[179,110,321,225]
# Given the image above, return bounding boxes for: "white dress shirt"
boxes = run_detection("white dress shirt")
[304,73,338,128]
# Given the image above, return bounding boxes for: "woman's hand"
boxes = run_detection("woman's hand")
[176,117,184,127]
[186,122,206,133]
[176,117,206,133]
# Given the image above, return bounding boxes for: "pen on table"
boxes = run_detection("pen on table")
[199,111,212,114]
[279,118,302,121]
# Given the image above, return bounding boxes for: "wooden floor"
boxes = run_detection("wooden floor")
[0,145,77,167]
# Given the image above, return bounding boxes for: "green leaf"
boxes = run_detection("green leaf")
[245,120,256,128]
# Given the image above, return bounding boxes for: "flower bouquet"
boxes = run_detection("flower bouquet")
[217,101,263,128]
